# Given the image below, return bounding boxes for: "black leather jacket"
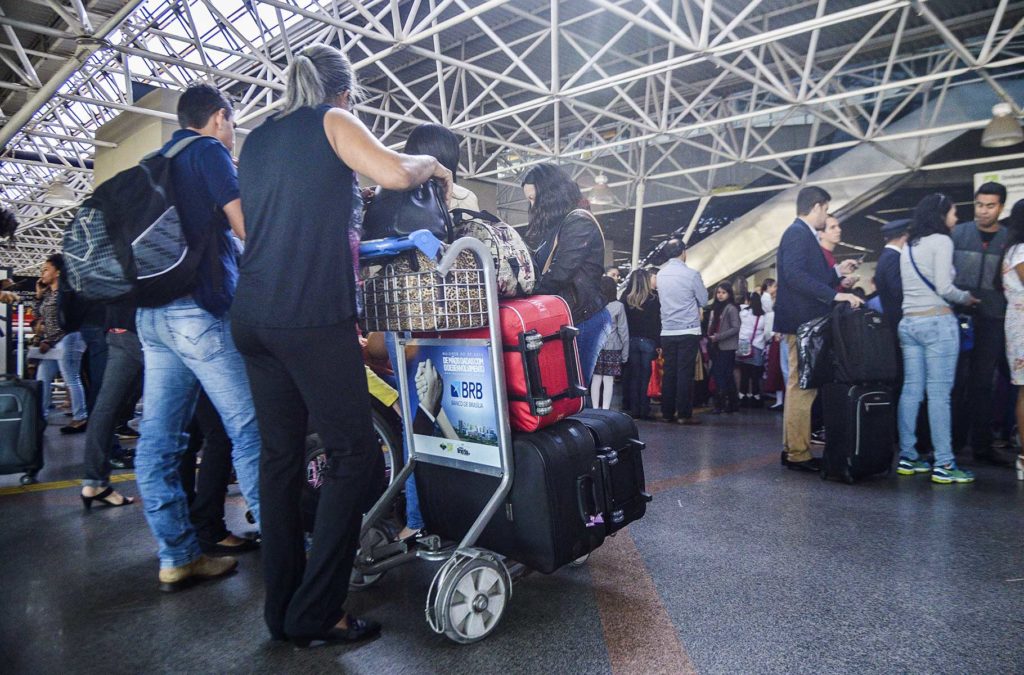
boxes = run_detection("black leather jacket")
[530,210,605,324]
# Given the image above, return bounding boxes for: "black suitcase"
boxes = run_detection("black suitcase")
[0,374,45,482]
[830,305,898,384]
[569,409,651,534]
[821,382,895,483]
[416,419,606,573]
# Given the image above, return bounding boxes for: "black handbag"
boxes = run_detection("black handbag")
[362,180,453,242]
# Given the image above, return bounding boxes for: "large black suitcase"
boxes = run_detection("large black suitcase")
[821,382,895,483]
[830,305,898,384]
[569,409,651,534]
[0,374,45,482]
[416,418,606,574]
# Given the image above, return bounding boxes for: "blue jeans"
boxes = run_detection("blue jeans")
[135,298,261,568]
[898,314,959,467]
[577,308,613,385]
[622,337,657,416]
[384,331,423,530]
[36,332,88,421]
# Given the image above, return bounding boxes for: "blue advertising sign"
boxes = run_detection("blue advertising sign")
[398,339,504,474]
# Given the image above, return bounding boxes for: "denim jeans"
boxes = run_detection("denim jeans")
[134,298,261,568]
[898,314,959,467]
[36,332,88,421]
[577,308,613,386]
[622,337,657,416]
[79,321,108,413]
[384,331,423,530]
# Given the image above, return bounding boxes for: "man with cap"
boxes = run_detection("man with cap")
[874,218,911,331]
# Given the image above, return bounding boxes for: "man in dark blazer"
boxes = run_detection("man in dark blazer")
[873,219,910,332]
[774,186,863,472]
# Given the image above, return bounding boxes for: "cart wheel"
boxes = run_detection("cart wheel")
[19,473,36,486]
[350,526,391,591]
[436,557,510,644]
[569,553,590,567]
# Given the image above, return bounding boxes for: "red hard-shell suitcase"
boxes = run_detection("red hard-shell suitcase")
[460,295,585,432]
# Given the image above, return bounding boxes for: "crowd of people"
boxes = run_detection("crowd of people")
[14,39,1023,650]
[605,183,1024,486]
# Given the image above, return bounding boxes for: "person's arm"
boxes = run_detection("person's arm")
[931,237,974,305]
[692,272,710,309]
[1015,263,1024,285]
[323,108,452,197]
[533,215,593,294]
[780,231,840,305]
[223,199,245,241]
[616,304,629,361]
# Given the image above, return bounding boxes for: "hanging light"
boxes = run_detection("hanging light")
[589,172,613,205]
[45,180,78,206]
[981,102,1024,148]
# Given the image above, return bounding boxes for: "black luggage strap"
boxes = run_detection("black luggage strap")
[505,325,586,417]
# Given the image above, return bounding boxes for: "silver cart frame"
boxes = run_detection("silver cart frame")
[356,237,519,644]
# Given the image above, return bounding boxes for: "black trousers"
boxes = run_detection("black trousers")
[233,320,383,639]
[82,331,142,487]
[738,363,762,397]
[661,334,700,420]
[952,316,1006,454]
[179,389,234,545]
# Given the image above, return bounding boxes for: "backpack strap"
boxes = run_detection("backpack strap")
[142,134,218,161]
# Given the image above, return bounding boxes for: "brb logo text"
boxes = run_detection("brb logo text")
[450,381,484,399]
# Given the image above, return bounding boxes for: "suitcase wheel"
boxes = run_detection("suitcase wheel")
[430,552,511,644]
[20,473,37,486]
[568,553,590,568]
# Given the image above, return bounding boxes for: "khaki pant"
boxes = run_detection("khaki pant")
[783,334,816,462]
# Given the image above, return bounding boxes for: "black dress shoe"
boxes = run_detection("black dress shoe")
[200,535,261,556]
[786,457,822,473]
[291,616,382,648]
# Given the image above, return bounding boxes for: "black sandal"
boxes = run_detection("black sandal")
[81,487,135,511]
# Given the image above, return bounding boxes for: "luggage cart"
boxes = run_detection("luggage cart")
[355,235,520,644]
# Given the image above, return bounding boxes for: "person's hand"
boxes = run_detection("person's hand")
[710,334,718,343]
[840,274,860,289]
[38,341,50,354]
[0,291,16,303]
[432,163,454,202]
[835,292,864,308]
[838,259,859,276]
[415,358,443,417]
[358,336,368,349]
[966,294,982,306]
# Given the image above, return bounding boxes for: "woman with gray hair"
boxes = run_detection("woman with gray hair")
[234,43,452,647]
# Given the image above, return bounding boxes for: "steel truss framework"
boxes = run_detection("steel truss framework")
[0,0,1022,273]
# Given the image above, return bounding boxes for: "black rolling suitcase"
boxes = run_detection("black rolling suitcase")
[821,382,895,483]
[830,304,898,384]
[416,418,607,573]
[0,374,45,483]
[570,409,651,534]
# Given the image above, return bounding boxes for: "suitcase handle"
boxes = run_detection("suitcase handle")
[576,475,604,528]
[559,325,586,399]
[518,329,553,417]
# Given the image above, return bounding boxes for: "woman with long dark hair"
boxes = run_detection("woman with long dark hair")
[1000,199,1024,480]
[234,43,451,646]
[707,282,740,414]
[622,269,661,418]
[897,193,979,484]
[521,164,610,382]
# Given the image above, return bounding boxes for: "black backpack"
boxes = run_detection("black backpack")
[62,135,220,307]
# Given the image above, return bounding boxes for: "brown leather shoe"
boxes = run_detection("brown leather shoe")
[158,554,238,593]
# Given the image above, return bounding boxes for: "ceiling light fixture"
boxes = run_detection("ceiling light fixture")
[45,180,78,206]
[589,173,613,205]
[981,102,1024,148]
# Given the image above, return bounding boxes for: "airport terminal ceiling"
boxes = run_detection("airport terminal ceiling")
[0,0,1023,274]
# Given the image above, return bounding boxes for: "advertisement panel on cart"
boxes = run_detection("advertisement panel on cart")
[397,338,506,476]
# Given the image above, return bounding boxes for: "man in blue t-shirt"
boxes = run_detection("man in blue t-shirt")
[134,84,261,592]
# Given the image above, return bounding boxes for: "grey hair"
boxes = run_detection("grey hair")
[279,44,362,117]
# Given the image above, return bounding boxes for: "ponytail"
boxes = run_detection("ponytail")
[279,44,362,118]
